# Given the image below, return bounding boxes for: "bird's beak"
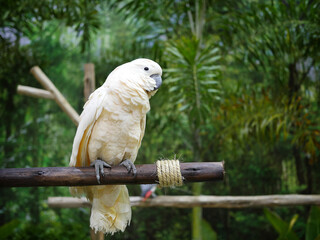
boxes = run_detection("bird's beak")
[150,74,162,91]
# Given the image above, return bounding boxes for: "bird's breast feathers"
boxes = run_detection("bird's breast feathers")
[87,106,145,166]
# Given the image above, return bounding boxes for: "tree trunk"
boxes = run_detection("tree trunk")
[288,63,309,193]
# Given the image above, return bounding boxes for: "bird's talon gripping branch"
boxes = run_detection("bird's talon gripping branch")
[90,159,111,184]
[120,159,137,176]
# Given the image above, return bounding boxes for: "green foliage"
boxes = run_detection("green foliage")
[202,219,217,240]
[6,218,89,240]
[0,0,320,239]
[0,0,102,54]
[0,219,20,240]
[264,208,299,240]
[265,206,320,240]
[306,207,320,240]
[161,2,222,238]
[165,37,221,126]
[220,0,320,95]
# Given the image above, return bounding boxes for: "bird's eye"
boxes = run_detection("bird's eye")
[144,67,149,71]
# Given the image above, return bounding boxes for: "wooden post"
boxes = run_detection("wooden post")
[84,63,95,101]
[30,66,80,126]
[90,229,104,240]
[82,63,102,239]
[0,162,225,187]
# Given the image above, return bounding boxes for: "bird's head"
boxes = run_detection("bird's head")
[106,58,162,99]
[129,58,162,93]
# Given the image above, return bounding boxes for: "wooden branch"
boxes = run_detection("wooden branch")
[0,162,224,187]
[48,197,91,208]
[48,195,320,209]
[30,66,80,126]
[17,85,54,99]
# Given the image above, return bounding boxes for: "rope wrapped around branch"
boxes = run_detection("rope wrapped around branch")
[156,160,184,188]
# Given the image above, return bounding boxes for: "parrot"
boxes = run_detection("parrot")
[69,58,162,234]
[140,184,157,201]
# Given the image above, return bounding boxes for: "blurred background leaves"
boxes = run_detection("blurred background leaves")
[0,0,319,239]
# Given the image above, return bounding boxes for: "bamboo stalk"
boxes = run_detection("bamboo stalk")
[30,66,80,126]
[17,85,54,99]
[0,162,224,187]
[48,195,320,209]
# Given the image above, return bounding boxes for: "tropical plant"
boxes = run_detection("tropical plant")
[1,0,320,239]
[264,208,300,240]
[217,0,320,194]
[264,206,320,240]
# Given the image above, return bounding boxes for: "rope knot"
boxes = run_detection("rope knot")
[156,160,183,188]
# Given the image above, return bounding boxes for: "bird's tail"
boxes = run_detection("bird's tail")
[90,185,131,235]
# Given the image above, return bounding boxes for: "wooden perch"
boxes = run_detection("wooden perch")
[30,66,80,126]
[17,85,54,99]
[0,162,224,188]
[48,195,320,209]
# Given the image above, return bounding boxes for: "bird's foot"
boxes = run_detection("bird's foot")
[120,159,137,176]
[90,159,111,184]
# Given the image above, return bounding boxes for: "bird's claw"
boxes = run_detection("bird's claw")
[120,159,137,176]
[90,159,111,184]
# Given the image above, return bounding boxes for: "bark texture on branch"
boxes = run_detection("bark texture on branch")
[0,162,224,187]
[48,195,320,209]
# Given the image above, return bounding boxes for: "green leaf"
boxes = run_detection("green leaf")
[179,104,190,112]
[288,214,299,232]
[203,55,221,64]
[264,208,299,240]
[306,206,320,240]
[198,65,221,71]
[202,219,217,240]
[164,77,181,83]
[208,89,219,93]
[169,86,179,92]
[164,36,221,124]
[0,219,20,239]
[264,208,287,233]
[201,80,219,85]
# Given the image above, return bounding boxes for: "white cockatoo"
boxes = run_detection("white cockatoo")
[69,58,162,234]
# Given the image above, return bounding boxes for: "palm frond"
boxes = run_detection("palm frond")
[164,37,221,125]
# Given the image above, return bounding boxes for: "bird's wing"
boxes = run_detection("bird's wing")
[69,87,106,167]
[138,115,146,150]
